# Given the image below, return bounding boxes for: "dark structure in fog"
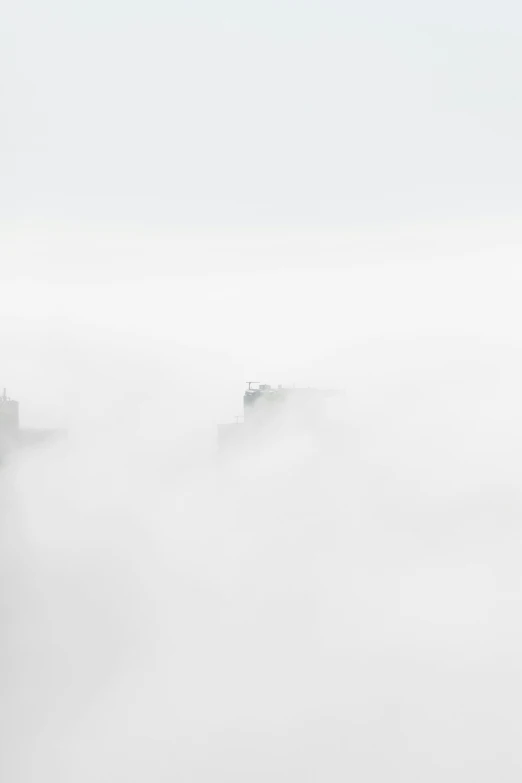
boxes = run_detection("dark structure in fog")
[218,382,341,452]
[0,388,65,459]
[0,389,19,436]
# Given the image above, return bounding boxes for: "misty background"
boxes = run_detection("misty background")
[3,0,522,781]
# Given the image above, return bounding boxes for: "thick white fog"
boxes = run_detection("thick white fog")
[5,0,522,776]
[2,247,522,781]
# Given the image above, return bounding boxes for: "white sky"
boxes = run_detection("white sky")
[3,0,522,418]
[3,0,522,233]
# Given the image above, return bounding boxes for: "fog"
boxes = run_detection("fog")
[2,244,522,781]
[5,0,522,775]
